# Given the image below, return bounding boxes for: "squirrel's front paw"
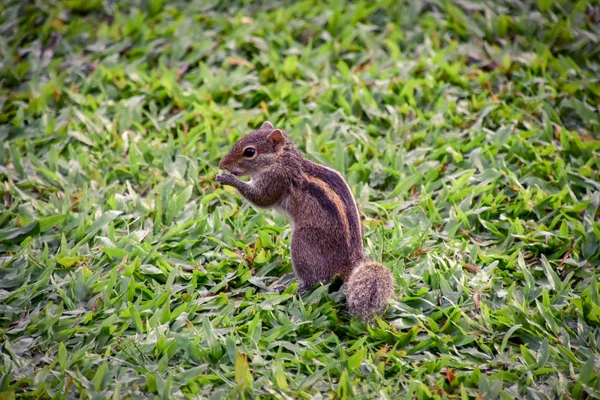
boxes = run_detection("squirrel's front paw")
[216,173,238,186]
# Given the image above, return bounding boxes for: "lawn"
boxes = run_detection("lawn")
[1,0,600,398]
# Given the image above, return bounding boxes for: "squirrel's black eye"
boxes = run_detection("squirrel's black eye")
[243,147,256,158]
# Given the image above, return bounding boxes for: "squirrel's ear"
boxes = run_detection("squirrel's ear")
[261,121,274,130]
[267,129,285,151]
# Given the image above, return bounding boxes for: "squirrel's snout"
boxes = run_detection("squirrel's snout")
[218,158,228,171]
[219,159,242,176]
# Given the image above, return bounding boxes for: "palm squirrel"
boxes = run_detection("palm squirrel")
[216,121,395,321]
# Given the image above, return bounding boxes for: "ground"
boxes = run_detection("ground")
[1,0,600,399]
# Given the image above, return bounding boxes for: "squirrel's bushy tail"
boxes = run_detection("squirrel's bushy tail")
[346,260,395,321]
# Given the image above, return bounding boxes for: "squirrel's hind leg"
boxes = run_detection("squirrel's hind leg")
[290,227,350,290]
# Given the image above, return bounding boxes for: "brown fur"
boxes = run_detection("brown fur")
[217,122,395,321]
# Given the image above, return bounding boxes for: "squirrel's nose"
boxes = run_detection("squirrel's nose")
[219,158,231,172]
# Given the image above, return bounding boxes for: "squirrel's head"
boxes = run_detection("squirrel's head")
[219,121,288,177]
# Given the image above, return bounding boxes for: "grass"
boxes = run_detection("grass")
[1,0,600,398]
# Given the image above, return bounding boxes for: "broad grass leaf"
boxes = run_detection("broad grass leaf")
[337,370,353,400]
[101,247,129,258]
[92,361,107,391]
[8,145,24,178]
[537,338,550,368]
[274,361,289,392]
[390,174,421,198]
[39,214,66,232]
[247,313,262,344]
[140,264,164,275]
[541,255,561,291]
[58,342,67,373]
[500,324,521,353]
[226,335,237,364]
[579,354,595,384]
[235,352,252,389]
[0,222,39,243]
[165,186,192,224]
[397,325,420,348]
[56,255,82,267]
[283,56,298,78]
[85,211,122,239]
[347,347,366,371]
[129,303,144,333]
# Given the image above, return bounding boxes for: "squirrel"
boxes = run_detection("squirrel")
[216,121,395,321]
